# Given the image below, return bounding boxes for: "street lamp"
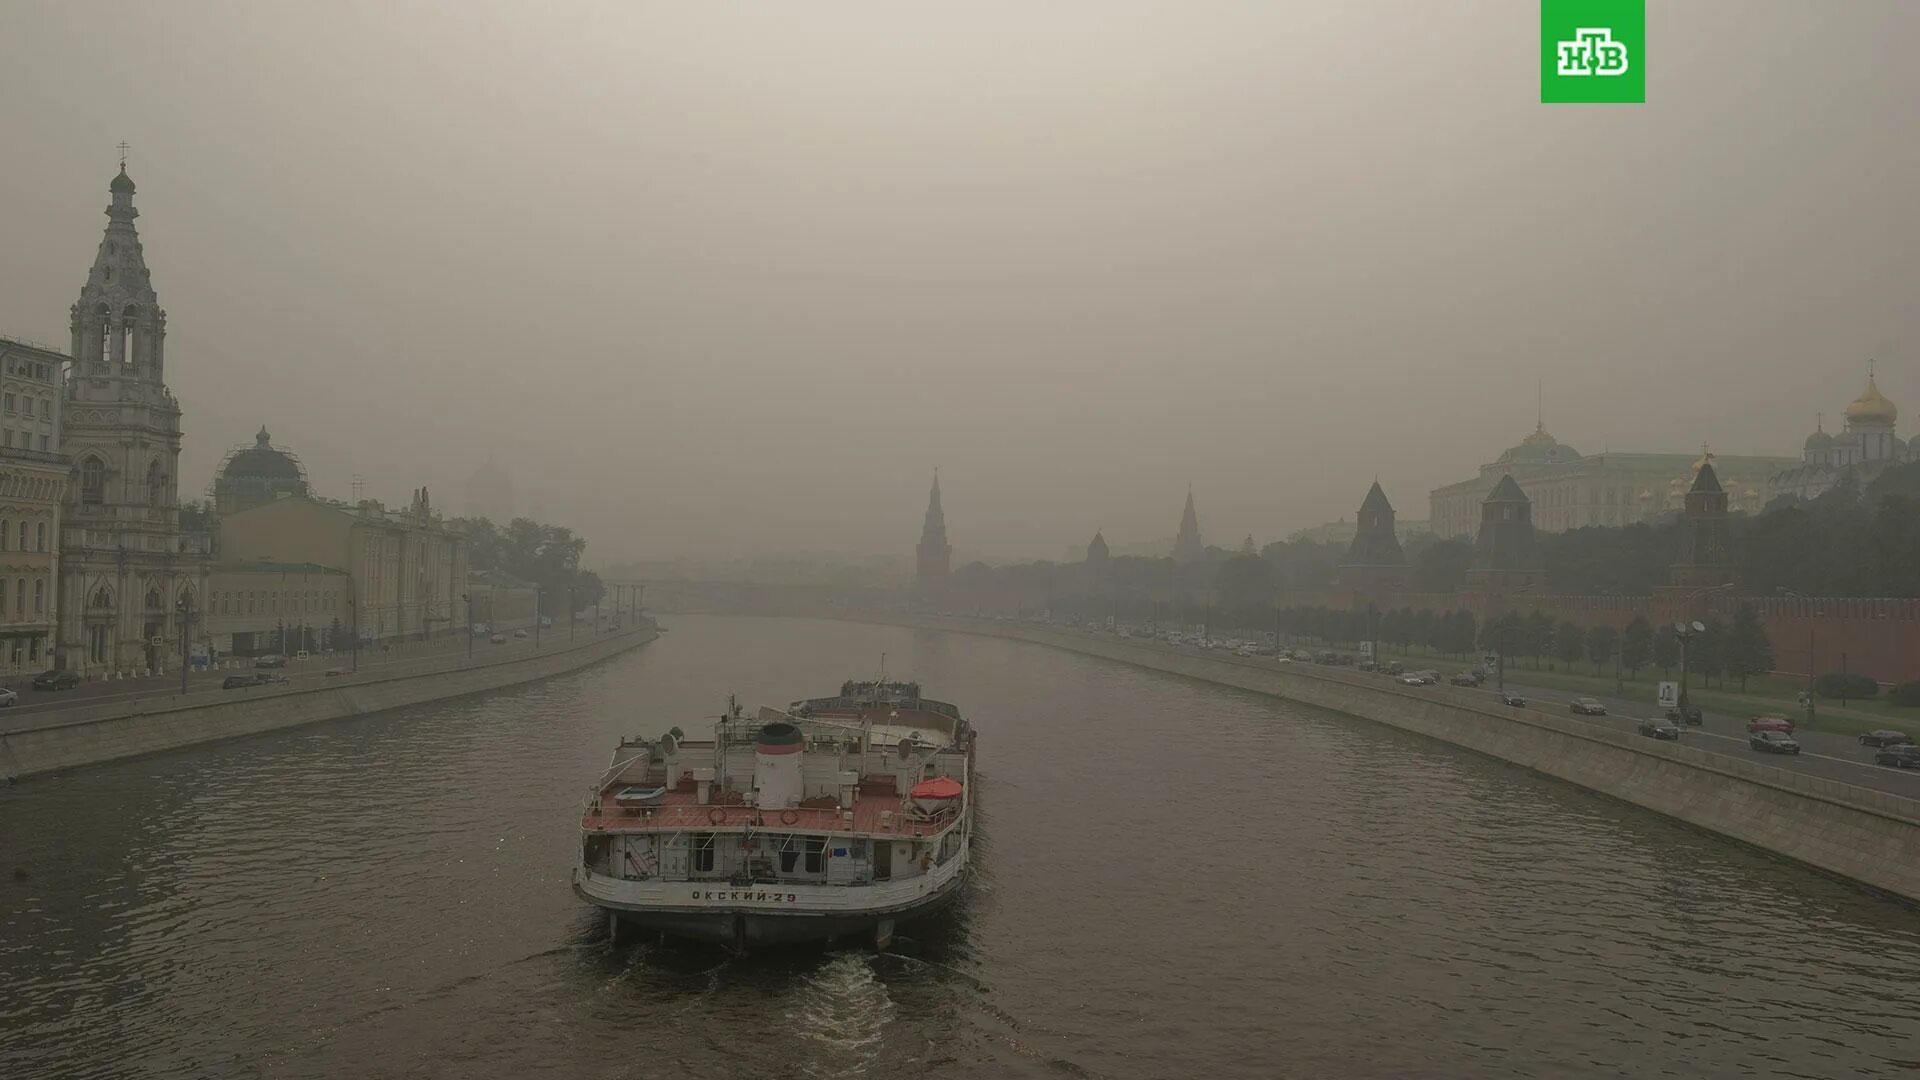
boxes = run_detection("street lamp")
[175,589,193,695]
[1671,619,1707,721]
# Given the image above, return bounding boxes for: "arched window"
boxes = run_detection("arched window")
[35,522,46,551]
[34,580,44,614]
[91,586,112,609]
[79,457,105,505]
[144,586,161,611]
[0,520,9,552]
[146,460,165,506]
[16,578,25,618]
[17,522,26,551]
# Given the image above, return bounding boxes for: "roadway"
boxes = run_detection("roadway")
[0,619,626,735]
[1053,626,1920,801]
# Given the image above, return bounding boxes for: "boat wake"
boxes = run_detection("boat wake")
[787,953,895,1078]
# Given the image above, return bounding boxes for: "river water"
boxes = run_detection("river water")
[3,615,1918,1079]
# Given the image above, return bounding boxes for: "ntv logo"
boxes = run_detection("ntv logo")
[1556,28,1629,76]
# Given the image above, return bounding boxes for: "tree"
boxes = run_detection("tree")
[1212,554,1275,608]
[1522,612,1555,669]
[1723,604,1776,691]
[1693,618,1726,689]
[1585,624,1618,676]
[1553,620,1585,672]
[1620,616,1652,677]
[1652,625,1679,678]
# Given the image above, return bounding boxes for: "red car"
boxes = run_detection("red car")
[1747,714,1795,735]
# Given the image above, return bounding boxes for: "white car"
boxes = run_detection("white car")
[0,687,15,707]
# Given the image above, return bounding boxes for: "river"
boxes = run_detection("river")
[3,614,1918,1079]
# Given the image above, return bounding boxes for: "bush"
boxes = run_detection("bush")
[1891,681,1920,708]
[1814,672,1880,701]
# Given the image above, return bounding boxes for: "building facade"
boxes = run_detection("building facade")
[205,562,350,656]
[0,338,70,675]
[466,570,540,633]
[1429,422,1793,540]
[215,489,466,645]
[56,167,213,675]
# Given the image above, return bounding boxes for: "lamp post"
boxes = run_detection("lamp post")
[347,594,358,672]
[463,593,473,658]
[175,589,192,695]
[1672,620,1705,720]
[534,588,542,648]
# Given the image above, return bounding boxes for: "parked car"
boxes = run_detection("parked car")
[1569,697,1607,716]
[1638,717,1681,740]
[1873,745,1920,769]
[1449,671,1483,687]
[0,687,16,707]
[255,672,289,685]
[489,633,507,645]
[254,655,289,669]
[324,667,349,678]
[32,670,80,691]
[1750,730,1802,754]
[222,674,266,689]
[1396,674,1426,686]
[1859,730,1914,748]
[1747,714,1795,735]
[1500,692,1527,707]
[512,629,528,639]
[1666,705,1703,726]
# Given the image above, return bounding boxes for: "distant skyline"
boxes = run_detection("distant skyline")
[2,2,1914,563]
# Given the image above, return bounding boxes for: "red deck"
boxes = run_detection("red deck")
[582,780,955,837]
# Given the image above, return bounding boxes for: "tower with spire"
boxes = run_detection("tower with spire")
[915,472,951,591]
[1171,488,1203,563]
[1669,456,1735,589]
[57,162,211,674]
[1462,473,1547,606]
[1335,481,1409,599]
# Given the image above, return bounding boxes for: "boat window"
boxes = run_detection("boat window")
[691,833,716,873]
[804,838,826,874]
[778,836,800,874]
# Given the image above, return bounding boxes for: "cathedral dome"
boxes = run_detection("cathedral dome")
[1804,428,1833,451]
[110,166,136,195]
[1496,423,1582,465]
[1844,376,1897,424]
[224,427,304,482]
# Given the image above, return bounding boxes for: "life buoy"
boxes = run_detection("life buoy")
[779,809,800,826]
[707,807,727,825]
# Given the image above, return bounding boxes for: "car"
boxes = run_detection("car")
[1449,671,1484,687]
[1569,697,1607,716]
[1860,730,1914,748]
[1667,705,1703,726]
[324,667,349,678]
[1397,674,1426,686]
[32,670,80,691]
[257,672,289,685]
[513,628,529,639]
[1417,671,1441,685]
[254,655,288,669]
[1750,730,1801,754]
[0,687,14,707]
[1747,714,1795,735]
[1637,717,1681,740]
[222,674,262,689]
[1873,745,1920,769]
[1500,692,1527,707]
[489,633,507,644]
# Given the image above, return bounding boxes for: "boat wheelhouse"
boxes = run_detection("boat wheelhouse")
[574,680,975,949]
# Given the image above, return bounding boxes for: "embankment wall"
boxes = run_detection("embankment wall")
[0,627,655,781]
[885,616,1920,904]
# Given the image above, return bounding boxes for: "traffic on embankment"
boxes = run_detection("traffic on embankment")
[861,611,1920,905]
[0,618,657,782]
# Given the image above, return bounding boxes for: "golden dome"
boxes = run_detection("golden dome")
[1520,422,1557,449]
[1844,376,1897,424]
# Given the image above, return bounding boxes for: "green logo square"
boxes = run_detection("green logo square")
[1542,0,1644,103]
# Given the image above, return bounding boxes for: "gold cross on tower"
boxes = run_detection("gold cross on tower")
[116,141,130,168]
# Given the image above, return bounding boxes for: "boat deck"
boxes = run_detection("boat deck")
[583,781,956,837]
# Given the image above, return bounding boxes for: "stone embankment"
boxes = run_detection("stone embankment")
[0,626,656,781]
[886,615,1920,904]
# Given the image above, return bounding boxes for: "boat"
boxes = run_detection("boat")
[573,680,976,950]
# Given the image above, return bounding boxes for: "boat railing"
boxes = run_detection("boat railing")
[586,800,954,837]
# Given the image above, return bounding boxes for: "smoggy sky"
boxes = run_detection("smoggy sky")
[1,2,1914,565]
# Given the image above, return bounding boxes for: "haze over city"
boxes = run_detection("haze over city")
[1,1,1914,566]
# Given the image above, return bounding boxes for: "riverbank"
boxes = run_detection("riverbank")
[865,613,1920,904]
[0,624,657,781]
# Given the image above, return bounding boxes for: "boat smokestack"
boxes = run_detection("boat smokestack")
[753,721,805,810]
